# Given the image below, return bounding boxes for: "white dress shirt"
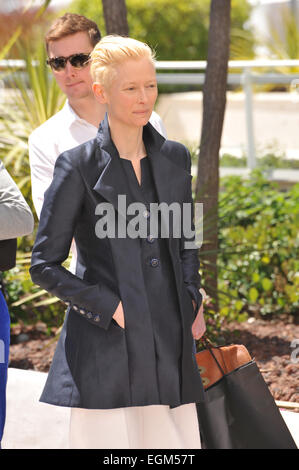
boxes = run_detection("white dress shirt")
[29,100,167,219]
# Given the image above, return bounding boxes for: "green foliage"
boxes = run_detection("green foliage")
[3,267,66,327]
[188,141,299,335]
[66,0,255,61]
[189,146,299,170]
[216,170,299,322]
[220,153,299,170]
[2,249,70,327]
[126,0,210,61]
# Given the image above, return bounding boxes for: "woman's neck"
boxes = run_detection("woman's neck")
[108,118,146,161]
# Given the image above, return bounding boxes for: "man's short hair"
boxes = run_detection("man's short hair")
[45,13,101,54]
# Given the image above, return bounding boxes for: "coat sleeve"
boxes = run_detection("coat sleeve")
[30,151,120,331]
[0,161,34,240]
[180,148,203,314]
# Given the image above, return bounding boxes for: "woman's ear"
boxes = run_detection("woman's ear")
[92,82,108,104]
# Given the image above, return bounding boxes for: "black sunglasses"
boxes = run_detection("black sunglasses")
[46,53,91,71]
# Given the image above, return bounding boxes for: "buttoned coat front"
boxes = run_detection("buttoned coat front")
[30,116,205,409]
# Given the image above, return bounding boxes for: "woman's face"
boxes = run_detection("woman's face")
[95,57,158,129]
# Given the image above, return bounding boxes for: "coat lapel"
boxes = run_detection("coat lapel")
[144,125,191,206]
[143,122,192,243]
[93,115,137,222]
[93,114,191,225]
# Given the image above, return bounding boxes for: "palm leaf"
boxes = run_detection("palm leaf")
[0,27,22,61]
[11,289,49,307]
[33,297,61,307]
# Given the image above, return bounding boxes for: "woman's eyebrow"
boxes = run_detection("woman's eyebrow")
[123,81,137,85]
[123,78,157,85]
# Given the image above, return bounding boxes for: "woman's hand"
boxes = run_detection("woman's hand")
[112,301,125,329]
[191,289,207,340]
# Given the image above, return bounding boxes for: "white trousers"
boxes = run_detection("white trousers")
[69,403,201,449]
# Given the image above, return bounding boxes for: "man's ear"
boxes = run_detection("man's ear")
[92,82,108,104]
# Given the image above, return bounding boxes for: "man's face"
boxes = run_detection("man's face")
[48,31,94,102]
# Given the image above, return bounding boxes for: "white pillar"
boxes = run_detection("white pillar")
[242,67,256,169]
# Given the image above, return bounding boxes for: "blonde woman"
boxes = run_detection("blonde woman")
[30,36,206,449]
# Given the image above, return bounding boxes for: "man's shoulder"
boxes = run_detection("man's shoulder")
[29,107,67,143]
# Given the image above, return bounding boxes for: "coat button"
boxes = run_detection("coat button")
[94,315,100,322]
[146,235,155,244]
[143,209,150,219]
[80,309,85,315]
[86,312,93,319]
[73,304,78,311]
[150,258,160,267]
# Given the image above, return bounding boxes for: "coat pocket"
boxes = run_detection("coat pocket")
[111,318,125,332]
[181,283,196,326]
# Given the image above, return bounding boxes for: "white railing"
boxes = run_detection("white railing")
[154,60,299,170]
[1,58,299,171]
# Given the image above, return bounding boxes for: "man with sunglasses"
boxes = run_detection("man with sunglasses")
[29,13,167,218]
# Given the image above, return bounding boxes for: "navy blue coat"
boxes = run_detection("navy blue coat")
[30,115,204,409]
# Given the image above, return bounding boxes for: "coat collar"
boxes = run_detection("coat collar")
[95,112,166,160]
[93,114,190,221]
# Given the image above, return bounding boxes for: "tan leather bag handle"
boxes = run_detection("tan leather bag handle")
[199,334,226,377]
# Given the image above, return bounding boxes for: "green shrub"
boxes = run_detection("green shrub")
[216,170,299,322]
[189,147,299,169]
[66,0,255,61]
[2,248,69,327]
[219,153,299,169]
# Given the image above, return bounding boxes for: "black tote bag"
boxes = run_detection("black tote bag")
[196,348,297,449]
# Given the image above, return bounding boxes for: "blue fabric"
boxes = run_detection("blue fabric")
[0,290,10,445]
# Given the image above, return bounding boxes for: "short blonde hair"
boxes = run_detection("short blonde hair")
[90,35,156,88]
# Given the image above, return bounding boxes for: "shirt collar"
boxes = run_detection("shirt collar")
[63,99,97,129]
